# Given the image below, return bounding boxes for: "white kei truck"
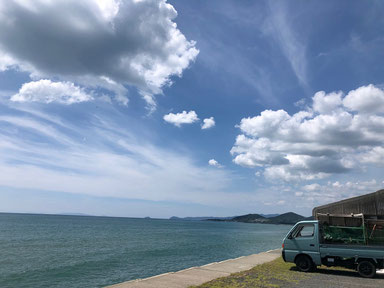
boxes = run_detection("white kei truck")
[282,213,384,278]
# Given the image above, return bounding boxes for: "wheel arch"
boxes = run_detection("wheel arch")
[356,257,378,266]
[294,253,314,264]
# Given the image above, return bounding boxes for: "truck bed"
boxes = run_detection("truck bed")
[320,243,384,261]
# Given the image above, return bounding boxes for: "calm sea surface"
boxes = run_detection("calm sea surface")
[0,213,291,288]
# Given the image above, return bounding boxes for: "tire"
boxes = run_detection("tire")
[357,261,376,278]
[295,255,314,272]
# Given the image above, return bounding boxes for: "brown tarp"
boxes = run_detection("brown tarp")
[312,189,384,219]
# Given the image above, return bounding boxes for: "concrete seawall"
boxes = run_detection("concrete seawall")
[106,249,282,288]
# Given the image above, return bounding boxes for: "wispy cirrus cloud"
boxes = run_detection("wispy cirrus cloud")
[264,1,308,88]
[0,104,239,206]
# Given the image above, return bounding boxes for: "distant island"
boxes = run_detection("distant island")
[170,212,313,225]
[169,216,233,221]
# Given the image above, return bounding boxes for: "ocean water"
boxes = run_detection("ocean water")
[0,213,291,288]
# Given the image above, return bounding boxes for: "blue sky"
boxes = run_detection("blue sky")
[0,0,384,218]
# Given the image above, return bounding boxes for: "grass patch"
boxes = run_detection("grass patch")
[190,257,311,288]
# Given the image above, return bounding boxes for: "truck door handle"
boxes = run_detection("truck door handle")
[310,244,315,247]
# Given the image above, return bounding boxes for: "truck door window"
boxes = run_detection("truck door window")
[294,224,314,238]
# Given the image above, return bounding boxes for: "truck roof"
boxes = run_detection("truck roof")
[295,220,318,224]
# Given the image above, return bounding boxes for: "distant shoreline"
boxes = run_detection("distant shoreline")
[171,212,313,225]
[0,211,164,220]
[203,219,293,225]
[0,211,311,225]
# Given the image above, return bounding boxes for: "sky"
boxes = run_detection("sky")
[0,0,384,218]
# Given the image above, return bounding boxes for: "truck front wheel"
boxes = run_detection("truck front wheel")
[357,261,376,278]
[295,255,314,272]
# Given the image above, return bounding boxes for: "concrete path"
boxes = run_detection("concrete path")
[106,249,282,288]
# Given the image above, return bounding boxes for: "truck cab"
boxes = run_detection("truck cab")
[282,220,321,270]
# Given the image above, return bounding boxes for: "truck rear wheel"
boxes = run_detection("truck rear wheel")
[295,255,314,272]
[357,261,376,278]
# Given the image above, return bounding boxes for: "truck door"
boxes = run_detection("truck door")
[286,223,321,265]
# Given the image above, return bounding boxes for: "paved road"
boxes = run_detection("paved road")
[287,267,384,288]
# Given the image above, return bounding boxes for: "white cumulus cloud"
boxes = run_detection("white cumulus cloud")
[313,91,343,114]
[208,159,222,168]
[163,110,199,127]
[0,0,199,108]
[11,80,93,104]
[359,146,384,165]
[201,117,215,129]
[343,84,384,113]
[231,84,384,182]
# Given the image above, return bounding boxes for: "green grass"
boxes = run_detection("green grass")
[190,257,311,288]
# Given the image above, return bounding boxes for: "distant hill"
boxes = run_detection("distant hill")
[207,212,307,225]
[267,212,306,224]
[260,214,280,218]
[231,214,269,223]
[170,216,233,221]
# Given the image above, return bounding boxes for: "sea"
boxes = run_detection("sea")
[0,213,292,288]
